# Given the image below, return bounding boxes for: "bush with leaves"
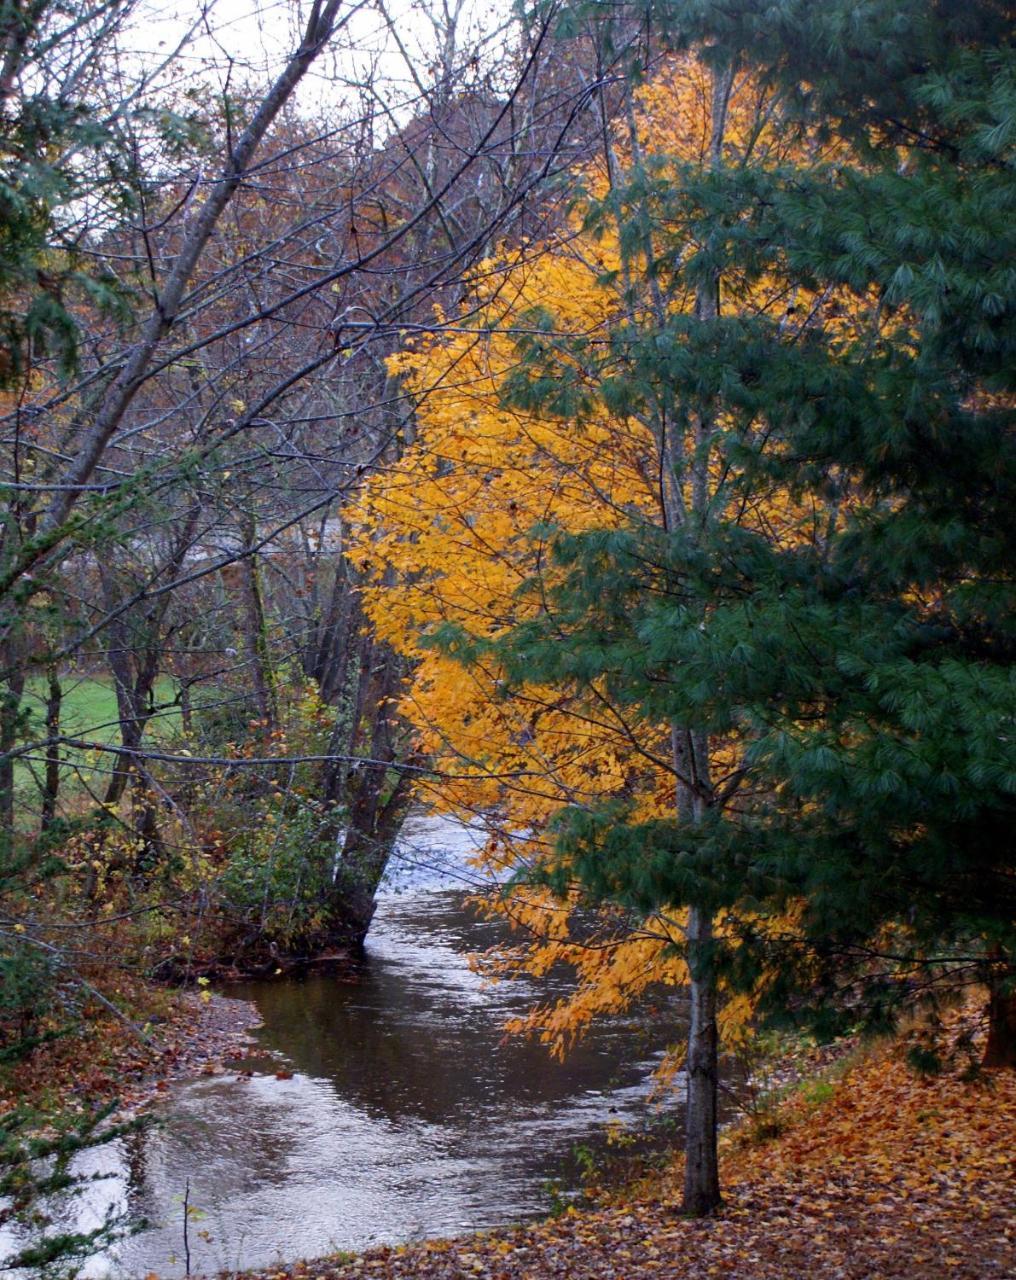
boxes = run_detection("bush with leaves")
[217,799,344,959]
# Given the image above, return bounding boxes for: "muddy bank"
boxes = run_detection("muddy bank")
[154,945,357,984]
[130,990,264,1104]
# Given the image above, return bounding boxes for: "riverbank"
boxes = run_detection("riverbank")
[228,1003,1014,1280]
[1,988,261,1116]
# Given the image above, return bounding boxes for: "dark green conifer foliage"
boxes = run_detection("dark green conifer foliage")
[483,0,1015,1059]
[0,0,149,386]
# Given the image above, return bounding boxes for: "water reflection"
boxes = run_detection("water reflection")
[235,893,671,1127]
[27,817,693,1278]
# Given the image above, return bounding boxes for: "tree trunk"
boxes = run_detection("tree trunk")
[983,968,1016,1069]
[103,637,139,809]
[237,513,277,728]
[332,764,414,946]
[308,556,356,702]
[326,642,413,945]
[683,902,722,1214]
[0,667,24,838]
[97,563,172,875]
[604,45,730,1219]
[675,64,734,1217]
[178,678,193,736]
[40,665,62,831]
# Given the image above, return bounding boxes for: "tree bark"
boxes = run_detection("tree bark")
[331,769,413,945]
[102,633,142,809]
[311,557,359,706]
[683,903,722,1213]
[0,667,24,838]
[983,967,1016,1069]
[237,513,277,728]
[39,665,61,831]
[670,727,722,1216]
[326,641,414,945]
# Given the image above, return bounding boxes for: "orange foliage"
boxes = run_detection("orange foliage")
[351,53,879,1053]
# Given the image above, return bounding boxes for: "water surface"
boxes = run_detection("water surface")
[46,817,692,1276]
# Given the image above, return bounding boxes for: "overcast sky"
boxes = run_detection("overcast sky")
[126,0,517,126]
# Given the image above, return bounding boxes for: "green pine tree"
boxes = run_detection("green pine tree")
[437,0,1015,1207]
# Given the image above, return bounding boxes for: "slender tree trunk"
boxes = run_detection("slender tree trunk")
[672,729,722,1215]
[0,666,24,838]
[984,960,1016,1069]
[98,509,196,862]
[40,665,62,831]
[100,579,145,809]
[676,64,735,1217]
[608,39,732,1215]
[101,631,164,873]
[312,557,359,705]
[178,678,193,736]
[683,903,722,1212]
[610,62,727,1208]
[237,513,277,729]
[103,672,137,807]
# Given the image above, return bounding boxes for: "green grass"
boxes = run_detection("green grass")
[14,674,180,823]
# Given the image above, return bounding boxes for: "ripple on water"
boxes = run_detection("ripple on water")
[9,817,691,1279]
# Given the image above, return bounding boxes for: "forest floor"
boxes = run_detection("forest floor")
[228,1003,1015,1280]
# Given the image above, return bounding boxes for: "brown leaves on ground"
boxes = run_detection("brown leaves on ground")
[233,1007,1015,1280]
[2,990,261,1115]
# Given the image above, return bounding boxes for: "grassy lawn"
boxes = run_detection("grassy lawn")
[14,674,180,823]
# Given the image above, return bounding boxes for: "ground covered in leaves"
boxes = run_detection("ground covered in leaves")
[230,1009,1015,1280]
[2,989,260,1115]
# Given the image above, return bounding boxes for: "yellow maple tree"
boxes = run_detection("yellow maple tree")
[351,52,878,1064]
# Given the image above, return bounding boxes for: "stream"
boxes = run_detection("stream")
[35,816,693,1277]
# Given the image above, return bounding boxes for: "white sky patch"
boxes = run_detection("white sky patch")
[124,0,520,131]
